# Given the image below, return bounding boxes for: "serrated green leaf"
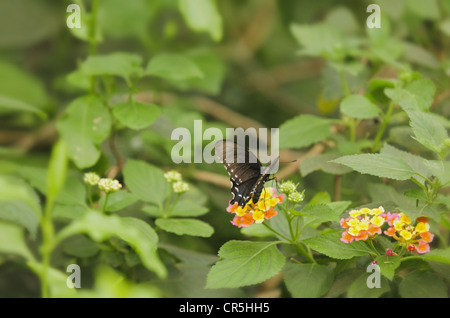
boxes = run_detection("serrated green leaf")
[384,79,436,112]
[279,115,331,149]
[380,143,431,183]
[300,153,353,176]
[206,241,285,288]
[331,153,415,180]
[340,94,381,119]
[408,111,449,155]
[146,53,203,81]
[284,263,334,298]
[122,159,170,207]
[56,210,166,278]
[303,231,375,259]
[112,101,160,130]
[155,218,214,237]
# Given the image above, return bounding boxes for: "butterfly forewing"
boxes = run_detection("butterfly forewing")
[215,139,274,207]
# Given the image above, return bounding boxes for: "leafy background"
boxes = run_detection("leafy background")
[1,0,450,298]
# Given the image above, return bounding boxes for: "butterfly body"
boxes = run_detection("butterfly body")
[215,139,278,207]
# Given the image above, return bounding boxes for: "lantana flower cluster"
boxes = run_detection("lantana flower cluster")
[340,206,434,254]
[226,187,284,228]
[279,181,305,204]
[164,170,189,194]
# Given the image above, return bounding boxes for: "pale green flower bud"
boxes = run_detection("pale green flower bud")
[173,181,189,194]
[98,178,122,193]
[84,172,101,186]
[164,170,182,183]
[288,191,304,203]
[279,181,297,195]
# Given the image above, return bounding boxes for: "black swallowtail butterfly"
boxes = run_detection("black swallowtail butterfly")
[215,139,279,207]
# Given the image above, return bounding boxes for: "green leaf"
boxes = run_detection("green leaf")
[112,101,160,130]
[331,153,415,180]
[98,190,138,212]
[284,263,334,298]
[62,235,99,258]
[0,221,34,261]
[167,49,225,95]
[375,255,401,281]
[46,140,69,204]
[340,94,381,119]
[0,95,47,119]
[57,95,111,169]
[290,23,349,59]
[440,19,450,37]
[380,143,432,183]
[0,61,49,112]
[300,153,353,176]
[178,0,223,42]
[303,231,375,259]
[122,159,170,207]
[170,200,209,217]
[423,248,450,264]
[0,175,41,236]
[80,52,143,82]
[347,272,390,298]
[279,115,331,149]
[405,0,440,20]
[299,204,340,226]
[408,111,449,156]
[368,183,439,220]
[206,241,286,288]
[155,218,214,237]
[146,53,203,81]
[56,210,166,278]
[384,79,436,112]
[399,270,447,298]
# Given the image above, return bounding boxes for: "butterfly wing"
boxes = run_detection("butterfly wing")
[215,140,262,207]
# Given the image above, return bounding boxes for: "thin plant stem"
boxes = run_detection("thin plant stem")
[371,101,394,152]
[262,222,291,242]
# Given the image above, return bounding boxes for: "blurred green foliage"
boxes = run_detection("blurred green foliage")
[0,0,450,298]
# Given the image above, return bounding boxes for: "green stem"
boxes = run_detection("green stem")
[166,193,180,218]
[40,197,56,298]
[102,193,110,213]
[88,0,100,93]
[371,101,394,152]
[295,242,316,263]
[87,185,94,207]
[262,222,291,242]
[366,239,380,256]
